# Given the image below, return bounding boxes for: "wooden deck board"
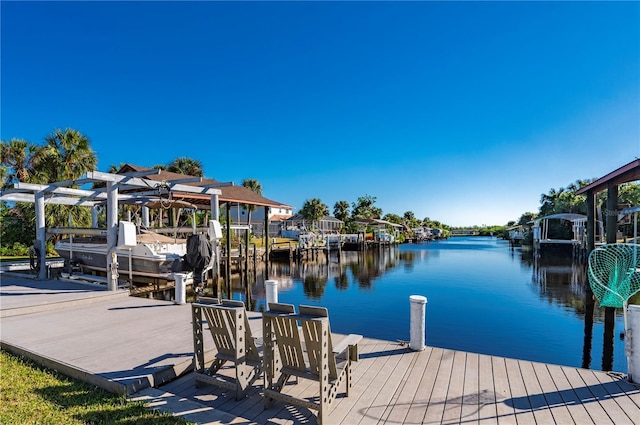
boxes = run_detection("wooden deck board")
[504,357,536,425]
[592,370,640,422]
[518,360,555,425]
[576,368,635,424]
[404,346,443,424]
[477,354,498,425]
[358,344,413,425]
[327,339,393,424]
[380,345,431,424]
[423,348,455,424]
[545,364,595,425]
[562,366,614,424]
[529,362,574,425]
[461,351,480,425]
[2,276,640,425]
[441,350,466,424]
[490,356,516,425]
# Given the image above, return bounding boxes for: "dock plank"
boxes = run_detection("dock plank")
[3,276,640,425]
[504,357,536,425]
[545,363,594,425]
[423,348,455,424]
[491,356,516,425]
[380,346,431,424]
[518,360,555,424]
[403,346,443,425]
[477,354,498,425]
[562,366,614,424]
[461,351,480,425]
[592,370,640,420]
[358,345,414,425]
[323,338,391,424]
[441,350,466,424]
[529,362,574,425]
[576,368,634,424]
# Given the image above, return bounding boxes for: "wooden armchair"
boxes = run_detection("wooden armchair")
[263,303,362,424]
[191,299,261,400]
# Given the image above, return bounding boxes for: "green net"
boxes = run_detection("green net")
[588,243,640,308]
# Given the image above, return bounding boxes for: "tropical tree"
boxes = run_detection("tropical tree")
[38,129,98,232]
[41,128,97,182]
[300,198,329,230]
[352,195,382,220]
[403,211,420,228]
[382,213,403,224]
[517,212,537,226]
[242,178,263,226]
[0,138,50,187]
[333,200,350,222]
[168,156,203,176]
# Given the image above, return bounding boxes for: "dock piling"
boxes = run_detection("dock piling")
[409,295,427,351]
[265,279,278,310]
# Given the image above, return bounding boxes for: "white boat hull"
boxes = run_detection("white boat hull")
[54,240,186,276]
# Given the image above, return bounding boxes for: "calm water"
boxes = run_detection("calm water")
[231,236,627,373]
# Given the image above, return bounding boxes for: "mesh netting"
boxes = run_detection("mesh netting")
[588,243,640,308]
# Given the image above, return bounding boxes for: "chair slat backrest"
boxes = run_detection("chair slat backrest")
[198,297,220,305]
[195,299,259,364]
[299,305,337,379]
[201,304,236,359]
[267,303,307,374]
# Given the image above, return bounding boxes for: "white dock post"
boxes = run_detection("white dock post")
[265,280,278,310]
[409,295,428,351]
[174,273,188,305]
[628,305,640,383]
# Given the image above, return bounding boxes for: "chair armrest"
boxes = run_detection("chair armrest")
[333,334,363,361]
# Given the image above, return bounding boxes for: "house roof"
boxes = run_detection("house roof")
[284,213,343,223]
[118,164,284,208]
[355,218,404,228]
[532,213,587,224]
[269,214,294,222]
[575,159,640,195]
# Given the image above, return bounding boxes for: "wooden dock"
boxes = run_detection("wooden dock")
[1,274,639,424]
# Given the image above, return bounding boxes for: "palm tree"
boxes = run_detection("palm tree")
[242,178,262,226]
[39,129,97,232]
[168,157,203,176]
[0,138,50,187]
[333,200,350,222]
[300,198,329,230]
[42,128,97,182]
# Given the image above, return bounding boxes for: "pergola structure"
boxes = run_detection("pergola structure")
[575,159,640,252]
[0,165,286,290]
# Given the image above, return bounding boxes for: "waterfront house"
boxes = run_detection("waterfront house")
[281,214,343,238]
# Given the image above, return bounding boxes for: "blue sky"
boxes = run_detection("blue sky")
[2,1,639,226]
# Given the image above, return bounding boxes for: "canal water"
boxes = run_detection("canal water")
[234,236,628,374]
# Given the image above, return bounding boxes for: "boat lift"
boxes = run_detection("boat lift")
[0,169,222,290]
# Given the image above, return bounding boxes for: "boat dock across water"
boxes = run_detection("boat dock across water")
[1,274,639,424]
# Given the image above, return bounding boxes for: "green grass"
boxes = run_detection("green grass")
[0,350,190,425]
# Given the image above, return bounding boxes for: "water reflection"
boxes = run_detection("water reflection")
[268,247,405,295]
[530,251,587,313]
[528,250,618,372]
[216,238,627,373]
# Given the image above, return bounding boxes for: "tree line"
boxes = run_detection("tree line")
[507,179,640,242]
[298,195,451,237]
[3,128,637,254]
[0,128,264,255]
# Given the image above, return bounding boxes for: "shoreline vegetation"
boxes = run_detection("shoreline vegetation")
[0,350,189,425]
[1,129,639,257]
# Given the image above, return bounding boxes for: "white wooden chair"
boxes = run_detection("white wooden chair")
[263,303,362,424]
[191,299,261,400]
